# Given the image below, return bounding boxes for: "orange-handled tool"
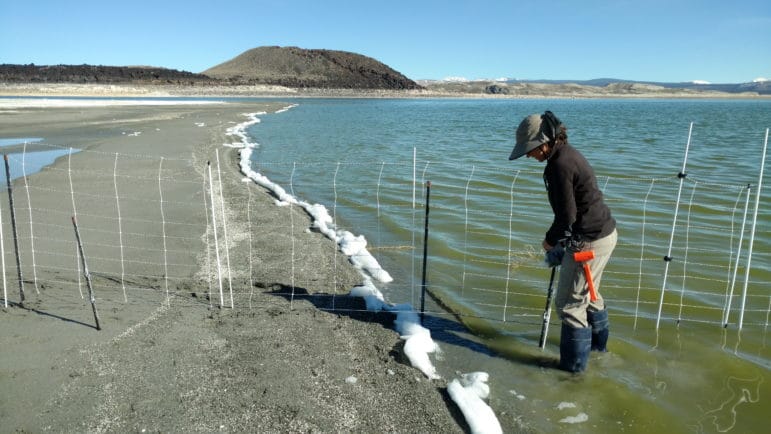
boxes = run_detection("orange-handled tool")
[573,250,598,302]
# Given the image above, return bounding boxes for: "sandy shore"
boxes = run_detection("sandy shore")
[0,100,500,432]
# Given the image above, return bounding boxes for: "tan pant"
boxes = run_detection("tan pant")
[555,229,617,328]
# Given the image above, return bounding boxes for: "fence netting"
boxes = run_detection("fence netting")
[1,140,768,353]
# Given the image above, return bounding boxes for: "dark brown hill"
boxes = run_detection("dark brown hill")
[0,64,214,84]
[203,46,421,90]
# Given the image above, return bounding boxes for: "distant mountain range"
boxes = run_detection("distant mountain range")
[416,77,770,95]
[1,46,768,95]
[504,78,771,95]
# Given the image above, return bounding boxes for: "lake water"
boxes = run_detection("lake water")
[0,138,74,181]
[246,98,770,433]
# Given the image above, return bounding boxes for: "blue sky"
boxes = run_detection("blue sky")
[1,0,769,83]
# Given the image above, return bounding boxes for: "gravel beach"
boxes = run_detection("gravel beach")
[0,100,506,432]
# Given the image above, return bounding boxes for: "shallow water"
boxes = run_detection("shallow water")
[246,98,770,432]
[0,138,76,181]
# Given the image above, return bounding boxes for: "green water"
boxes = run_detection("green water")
[249,98,770,432]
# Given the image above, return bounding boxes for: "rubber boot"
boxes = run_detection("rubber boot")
[587,309,609,352]
[559,324,592,373]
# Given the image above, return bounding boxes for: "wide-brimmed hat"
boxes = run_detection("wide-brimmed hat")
[508,111,562,160]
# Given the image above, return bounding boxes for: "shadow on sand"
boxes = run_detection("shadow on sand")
[2,299,100,330]
[262,281,561,370]
[261,281,480,431]
[260,282,495,357]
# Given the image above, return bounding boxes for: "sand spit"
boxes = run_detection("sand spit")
[0,102,499,432]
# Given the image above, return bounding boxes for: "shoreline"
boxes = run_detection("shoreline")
[2,82,769,99]
[0,101,494,432]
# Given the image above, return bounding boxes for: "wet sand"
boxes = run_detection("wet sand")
[0,101,496,432]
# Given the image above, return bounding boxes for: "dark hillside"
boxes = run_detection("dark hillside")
[203,46,421,90]
[0,64,214,84]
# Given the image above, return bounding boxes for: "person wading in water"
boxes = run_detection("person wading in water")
[508,110,617,373]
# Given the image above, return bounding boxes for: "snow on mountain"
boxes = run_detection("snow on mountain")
[442,76,470,82]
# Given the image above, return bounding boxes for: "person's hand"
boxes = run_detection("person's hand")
[542,240,553,251]
[544,245,564,268]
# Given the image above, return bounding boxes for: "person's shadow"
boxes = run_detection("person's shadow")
[260,281,560,370]
[260,282,495,357]
[260,281,566,431]
[261,282,485,431]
